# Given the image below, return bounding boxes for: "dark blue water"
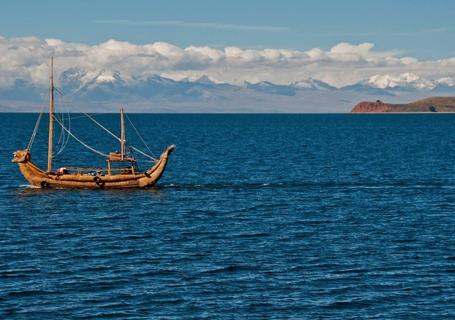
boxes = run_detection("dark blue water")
[1,114,454,319]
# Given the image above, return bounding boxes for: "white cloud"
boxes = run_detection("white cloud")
[0,35,454,88]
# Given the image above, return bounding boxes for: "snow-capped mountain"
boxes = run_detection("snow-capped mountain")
[1,71,454,112]
[61,70,213,100]
[180,75,222,85]
[245,81,297,96]
[348,73,455,92]
[434,77,455,90]
[367,73,434,90]
[52,70,455,99]
[342,73,455,97]
[291,78,336,90]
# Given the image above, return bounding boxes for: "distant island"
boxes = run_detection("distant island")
[351,96,455,113]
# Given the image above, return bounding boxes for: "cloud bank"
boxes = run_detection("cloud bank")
[0,35,454,89]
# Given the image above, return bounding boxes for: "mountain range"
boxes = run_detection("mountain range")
[0,71,454,112]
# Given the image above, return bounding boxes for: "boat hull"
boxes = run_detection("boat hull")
[13,145,175,189]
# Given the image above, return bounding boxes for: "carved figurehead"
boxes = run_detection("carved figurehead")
[12,150,31,163]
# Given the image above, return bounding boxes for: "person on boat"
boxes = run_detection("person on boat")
[56,167,68,175]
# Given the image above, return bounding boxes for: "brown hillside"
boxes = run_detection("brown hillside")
[351,96,455,113]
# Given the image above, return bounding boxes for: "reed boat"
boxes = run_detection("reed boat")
[12,58,175,189]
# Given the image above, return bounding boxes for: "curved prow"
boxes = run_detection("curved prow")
[164,144,176,156]
[139,144,176,187]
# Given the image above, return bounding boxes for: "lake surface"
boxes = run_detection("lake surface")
[1,113,454,319]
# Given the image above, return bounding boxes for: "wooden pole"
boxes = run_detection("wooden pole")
[47,56,54,173]
[120,108,125,160]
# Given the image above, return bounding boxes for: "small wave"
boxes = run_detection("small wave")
[13,181,455,192]
[200,265,257,274]
[159,181,455,191]
[5,289,60,298]
[19,184,40,188]
[0,268,41,277]
[234,232,270,238]
[137,269,180,277]
[323,299,373,309]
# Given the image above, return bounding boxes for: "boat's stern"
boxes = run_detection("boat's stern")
[166,144,176,156]
[139,144,176,187]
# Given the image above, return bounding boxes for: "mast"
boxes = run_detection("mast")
[47,56,54,173]
[120,108,126,160]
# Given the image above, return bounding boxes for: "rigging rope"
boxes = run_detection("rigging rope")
[54,87,120,142]
[130,146,158,162]
[69,113,101,120]
[27,110,44,150]
[55,111,67,154]
[83,112,121,142]
[53,115,109,158]
[55,91,72,156]
[124,112,159,159]
[51,88,158,162]
[56,112,65,146]
[56,114,71,156]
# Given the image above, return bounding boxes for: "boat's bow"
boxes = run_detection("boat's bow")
[12,149,31,163]
[12,149,48,187]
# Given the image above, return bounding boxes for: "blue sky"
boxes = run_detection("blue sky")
[1,0,454,59]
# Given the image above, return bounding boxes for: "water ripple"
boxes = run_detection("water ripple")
[1,114,455,319]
